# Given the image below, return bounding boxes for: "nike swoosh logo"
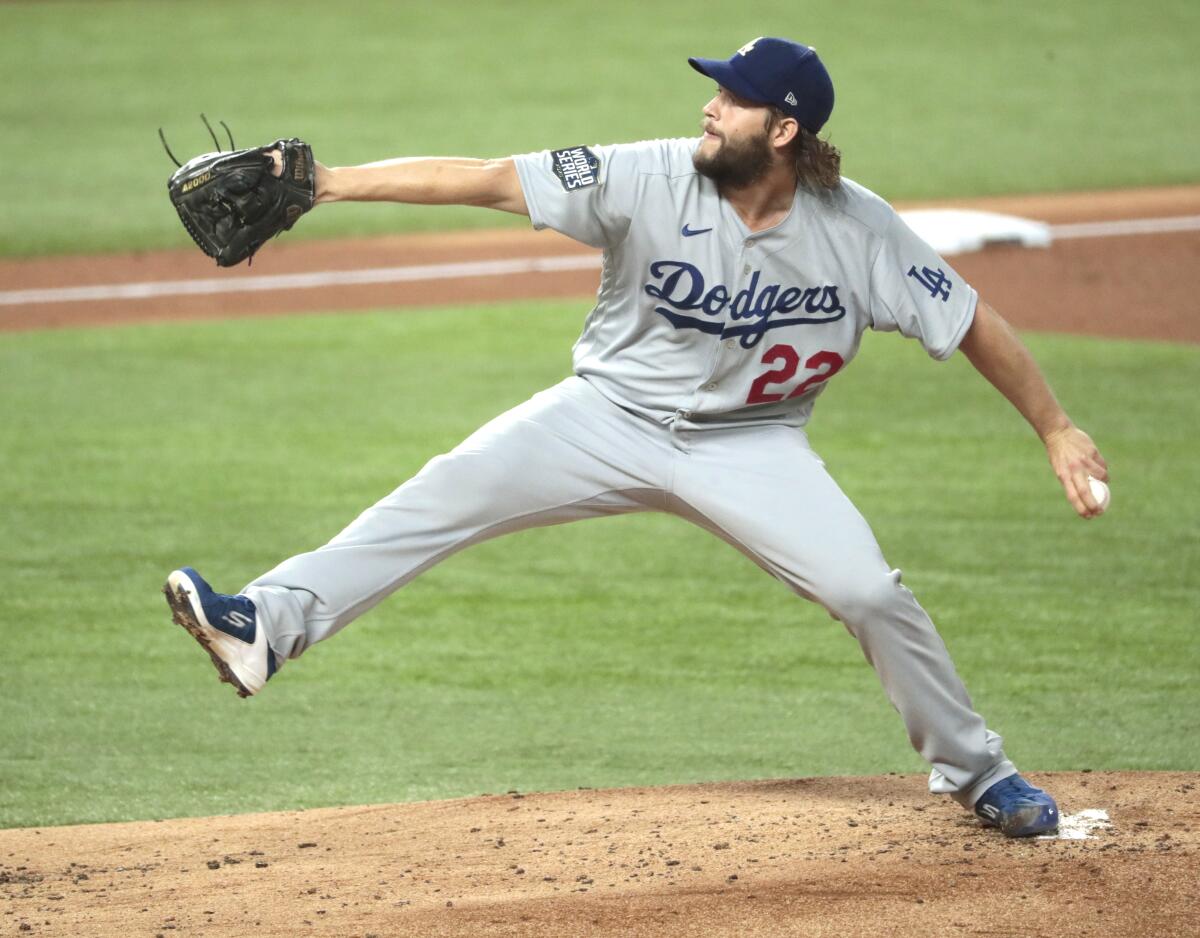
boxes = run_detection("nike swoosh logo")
[682,224,713,237]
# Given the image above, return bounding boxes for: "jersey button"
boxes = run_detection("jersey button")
[724,339,736,349]
[704,382,718,391]
[742,264,751,275]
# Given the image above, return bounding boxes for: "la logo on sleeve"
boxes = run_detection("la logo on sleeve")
[907,265,952,301]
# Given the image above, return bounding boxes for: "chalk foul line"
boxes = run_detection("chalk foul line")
[0,254,604,307]
[3,214,1198,309]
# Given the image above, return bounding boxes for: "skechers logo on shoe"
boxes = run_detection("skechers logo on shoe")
[219,609,256,643]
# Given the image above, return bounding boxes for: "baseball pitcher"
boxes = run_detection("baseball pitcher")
[164,37,1109,837]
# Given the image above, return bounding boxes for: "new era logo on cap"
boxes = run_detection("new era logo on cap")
[688,36,836,133]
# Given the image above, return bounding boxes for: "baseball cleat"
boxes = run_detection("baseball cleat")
[163,567,276,697]
[974,774,1059,838]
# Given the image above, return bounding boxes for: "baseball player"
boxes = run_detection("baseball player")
[165,37,1109,838]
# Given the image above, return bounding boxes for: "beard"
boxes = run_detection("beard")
[692,128,774,188]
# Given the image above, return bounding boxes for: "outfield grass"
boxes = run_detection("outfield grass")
[2,0,1199,255]
[1,302,1196,828]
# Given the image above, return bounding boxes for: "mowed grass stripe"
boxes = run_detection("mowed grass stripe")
[2,0,1199,255]
[0,301,1196,827]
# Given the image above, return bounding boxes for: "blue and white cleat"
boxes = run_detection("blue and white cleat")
[163,567,276,698]
[974,774,1059,838]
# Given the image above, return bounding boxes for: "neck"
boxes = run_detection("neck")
[719,163,798,233]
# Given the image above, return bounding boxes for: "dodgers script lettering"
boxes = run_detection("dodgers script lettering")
[643,261,846,347]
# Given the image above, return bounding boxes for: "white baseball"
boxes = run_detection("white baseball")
[1087,476,1110,513]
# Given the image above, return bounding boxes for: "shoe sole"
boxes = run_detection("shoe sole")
[998,805,1058,838]
[163,577,253,698]
[979,804,1058,838]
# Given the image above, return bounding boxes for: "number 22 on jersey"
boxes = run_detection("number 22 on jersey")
[746,344,845,404]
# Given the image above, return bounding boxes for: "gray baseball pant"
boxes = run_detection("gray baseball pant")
[244,376,1015,807]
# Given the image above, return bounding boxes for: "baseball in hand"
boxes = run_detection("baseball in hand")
[1087,476,1110,513]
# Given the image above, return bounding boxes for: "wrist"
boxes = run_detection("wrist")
[1038,414,1075,444]
[314,164,339,204]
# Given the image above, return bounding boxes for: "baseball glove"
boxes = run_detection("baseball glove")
[163,126,315,267]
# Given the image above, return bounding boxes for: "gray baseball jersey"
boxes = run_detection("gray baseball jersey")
[243,137,1017,808]
[512,138,976,427]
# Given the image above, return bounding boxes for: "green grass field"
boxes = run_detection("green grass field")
[1,0,1197,831]
[2,303,1197,828]
[1,0,1199,255]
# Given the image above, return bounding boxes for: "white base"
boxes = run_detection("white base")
[898,208,1051,257]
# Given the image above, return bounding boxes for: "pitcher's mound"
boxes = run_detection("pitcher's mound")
[2,771,1195,936]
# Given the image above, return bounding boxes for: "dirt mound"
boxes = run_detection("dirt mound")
[2,772,1195,936]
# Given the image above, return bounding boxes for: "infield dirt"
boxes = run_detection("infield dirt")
[2,188,1198,935]
[2,773,1197,937]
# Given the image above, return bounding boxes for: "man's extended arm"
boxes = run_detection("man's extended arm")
[314,157,528,216]
[958,300,1109,519]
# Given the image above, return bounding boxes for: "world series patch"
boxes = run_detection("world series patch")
[550,146,600,191]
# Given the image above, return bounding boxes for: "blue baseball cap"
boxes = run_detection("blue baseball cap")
[689,37,834,134]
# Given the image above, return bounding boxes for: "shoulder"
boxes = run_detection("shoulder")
[523,138,699,188]
[599,137,701,180]
[803,176,897,240]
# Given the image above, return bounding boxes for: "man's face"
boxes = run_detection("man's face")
[693,86,774,187]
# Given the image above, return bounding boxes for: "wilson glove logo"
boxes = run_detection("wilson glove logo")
[180,171,213,193]
[643,260,846,348]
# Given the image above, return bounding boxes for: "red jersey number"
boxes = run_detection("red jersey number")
[745,345,845,405]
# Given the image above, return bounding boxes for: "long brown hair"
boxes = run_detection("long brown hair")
[768,107,842,191]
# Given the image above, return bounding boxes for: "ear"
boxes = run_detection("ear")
[770,115,800,151]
